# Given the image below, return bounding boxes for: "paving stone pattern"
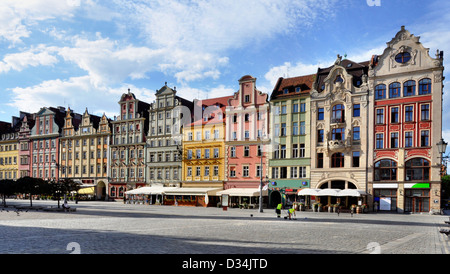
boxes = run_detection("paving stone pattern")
[0,200,448,254]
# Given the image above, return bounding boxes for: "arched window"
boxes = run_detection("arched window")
[389,82,401,98]
[331,153,345,168]
[374,159,397,181]
[118,186,125,197]
[395,52,411,63]
[375,84,386,100]
[332,104,345,123]
[404,80,416,97]
[405,158,430,181]
[419,78,432,95]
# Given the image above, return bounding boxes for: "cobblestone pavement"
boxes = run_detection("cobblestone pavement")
[0,199,448,254]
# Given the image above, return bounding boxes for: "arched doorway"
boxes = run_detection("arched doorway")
[97,181,106,201]
[270,191,282,208]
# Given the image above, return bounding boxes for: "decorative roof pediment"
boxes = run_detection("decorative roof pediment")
[372,26,443,75]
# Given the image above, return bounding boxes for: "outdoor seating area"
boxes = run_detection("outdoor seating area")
[297,188,369,214]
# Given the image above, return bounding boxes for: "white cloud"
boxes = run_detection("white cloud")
[56,35,167,86]
[109,0,338,83]
[8,75,156,119]
[0,45,58,73]
[0,0,78,45]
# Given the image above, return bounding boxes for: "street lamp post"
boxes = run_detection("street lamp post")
[437,138,448,176]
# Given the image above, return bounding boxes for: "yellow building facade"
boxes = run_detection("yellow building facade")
[179,96,232,206]
[0,131,19,181]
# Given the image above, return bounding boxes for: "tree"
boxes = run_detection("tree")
[16,177,46,207]
[47,179,80,208]
[0,179,16,207]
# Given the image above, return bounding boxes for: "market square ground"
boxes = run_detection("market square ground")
[0,199,448,254]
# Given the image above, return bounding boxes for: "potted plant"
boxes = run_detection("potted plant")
[299,202,305,211]
[312,203,318,212]
[361,204,368,213]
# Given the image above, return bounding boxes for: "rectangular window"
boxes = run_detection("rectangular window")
[244,146,250,157]
[299,144,305,158]
[299,167,306,178]
[196,167,201,177]
[243,166,249,177]
[230,147,236,157]
[300,122,306,135]
[244,95,250,103]
[204,166,210,176]
[280,167,287,179]
[332,128,345,141]
[256,165,262,178]
[376,133,384,149]
[352,152,360,168]
[280,145,286,159]
[405,132,413,148]
[376,109,384,124]
[405,106,414,122]
[391,133,399,148]
[391,107,399,123]
[300,103,306,113]
[292,144,298,158]
[290,167,298,178]
[318,129,324,143]
[293,104,299,113]
[187,167,192,177]
[318,108,324,121]
[213,166,219,176]
[317,153,324,169]
[421,105,430,121]
[272,167,279,179]
[421,130,430,147]
[353,104,360,117]
[292,122,299,136]
[230,168,236,178]
[353,127,360,141]
[281,123,286,136]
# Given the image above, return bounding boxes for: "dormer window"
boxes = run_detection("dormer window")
[395,52,411,63]
[295,87,301,93]
[283,88,289,94]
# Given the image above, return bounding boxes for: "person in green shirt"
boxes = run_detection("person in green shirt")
[276,203,282,218]
[288,207,296,220]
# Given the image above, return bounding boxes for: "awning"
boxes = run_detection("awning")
[316,189,341,197]
[163,188,223,196]
[216,188,268,197]
[125,186,178,195]
[339,189,368,197]
[298,189,319,196]
[78,187,95,195]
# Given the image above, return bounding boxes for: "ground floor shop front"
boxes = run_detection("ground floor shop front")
[370,182,441,214]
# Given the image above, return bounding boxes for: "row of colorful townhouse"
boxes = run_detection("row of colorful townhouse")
[0,26,445,213]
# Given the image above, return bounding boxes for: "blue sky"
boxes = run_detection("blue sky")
[0,0,449,152]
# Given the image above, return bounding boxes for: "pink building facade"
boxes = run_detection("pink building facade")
[225,75,270,192]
